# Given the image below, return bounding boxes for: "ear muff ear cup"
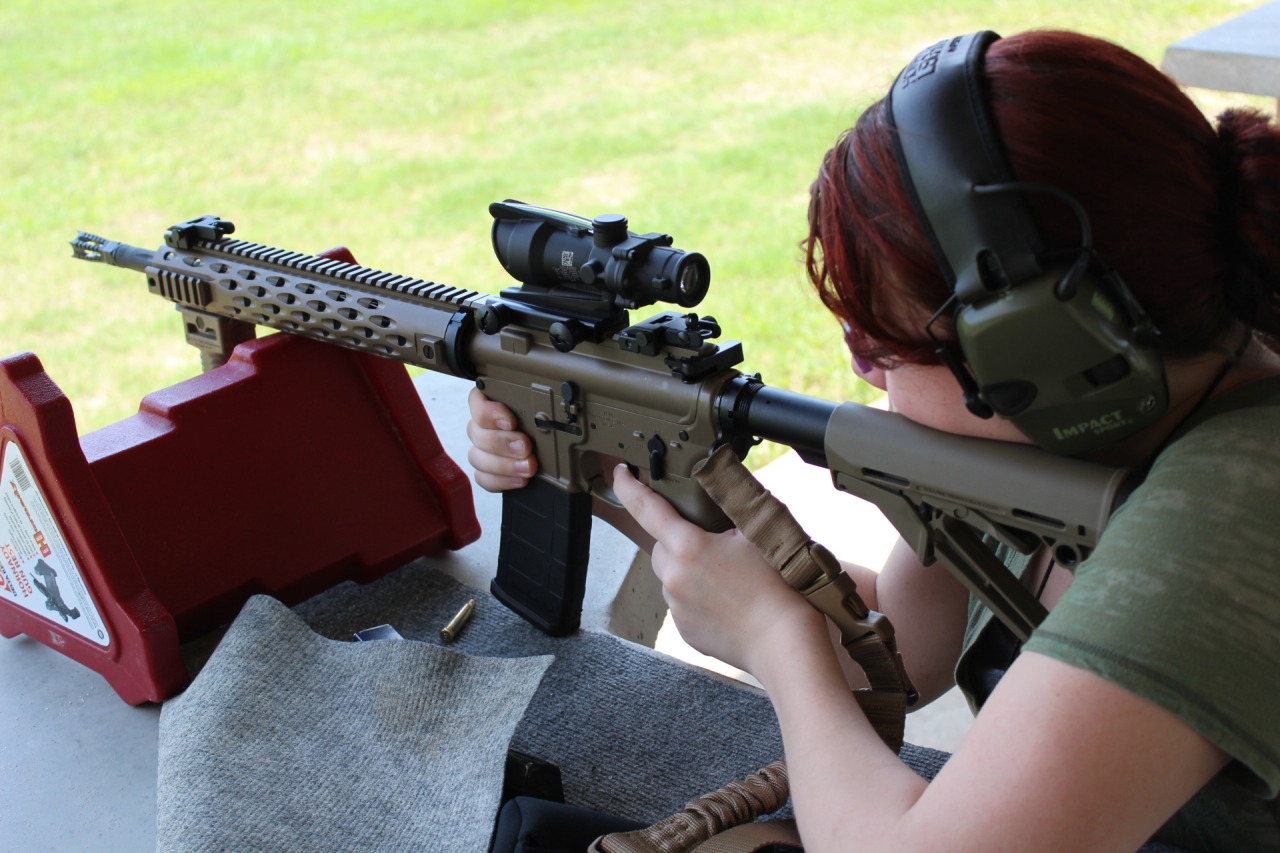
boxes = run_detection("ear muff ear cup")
[887,31,1169,455]
[955,265,1167,455]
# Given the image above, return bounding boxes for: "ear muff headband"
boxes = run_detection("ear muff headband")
[888,32,1042,302]
[884,31,1169,455]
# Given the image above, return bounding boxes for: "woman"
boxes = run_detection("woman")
[470,30,1280,852]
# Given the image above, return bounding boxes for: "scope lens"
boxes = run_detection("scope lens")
[669,253,710,307]
[678,265,701,300]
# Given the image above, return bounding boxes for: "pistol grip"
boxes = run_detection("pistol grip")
[490,479,592,636]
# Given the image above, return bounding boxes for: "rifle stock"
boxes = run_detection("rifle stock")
[723,380,1133,640]
[70,209,1133,640]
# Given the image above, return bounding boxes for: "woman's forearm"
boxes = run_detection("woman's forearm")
[749,610,930,853]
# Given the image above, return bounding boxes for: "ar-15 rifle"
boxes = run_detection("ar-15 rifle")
[71,204,1133,641]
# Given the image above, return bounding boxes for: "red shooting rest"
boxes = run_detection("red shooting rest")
[0,333,479,704]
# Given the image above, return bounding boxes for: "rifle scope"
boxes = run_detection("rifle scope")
[490,201,710,310]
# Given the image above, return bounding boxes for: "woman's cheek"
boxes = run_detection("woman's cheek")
[884,366,1031,443]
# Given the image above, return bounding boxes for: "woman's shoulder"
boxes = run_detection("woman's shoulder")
[1150,371,1280,475]
[1030,375,1280,797]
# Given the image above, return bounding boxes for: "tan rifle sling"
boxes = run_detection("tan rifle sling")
[591,446,917,853]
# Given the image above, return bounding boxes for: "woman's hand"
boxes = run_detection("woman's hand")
[465,388,537,492]
[610,463,825,674]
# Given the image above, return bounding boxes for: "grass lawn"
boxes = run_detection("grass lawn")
[1,0,1270,457]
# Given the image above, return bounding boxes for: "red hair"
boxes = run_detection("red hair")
[805,30,1280,366]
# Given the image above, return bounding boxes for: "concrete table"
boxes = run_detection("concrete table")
[0,370,657,853]
[1162,1,1280,115]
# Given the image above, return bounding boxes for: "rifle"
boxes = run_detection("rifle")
[70,205,1133,641]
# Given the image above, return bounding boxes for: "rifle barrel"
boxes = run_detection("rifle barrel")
[70,233,155,273]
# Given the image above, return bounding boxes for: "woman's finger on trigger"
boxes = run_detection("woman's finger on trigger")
[612,464,692,542]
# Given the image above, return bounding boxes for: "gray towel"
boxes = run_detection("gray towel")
[156,595,552,853]
[290,565,952,823]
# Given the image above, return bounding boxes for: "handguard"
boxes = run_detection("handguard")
[691,445,916,752]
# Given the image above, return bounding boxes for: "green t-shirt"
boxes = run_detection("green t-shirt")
[956,376,1280,852]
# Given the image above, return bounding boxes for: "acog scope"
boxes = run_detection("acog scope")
[490,200,710,310]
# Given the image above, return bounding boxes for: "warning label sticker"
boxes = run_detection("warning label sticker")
[0,438,110,646]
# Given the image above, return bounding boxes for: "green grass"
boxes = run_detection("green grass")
[2,0,1270,456]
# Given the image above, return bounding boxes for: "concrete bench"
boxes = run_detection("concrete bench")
[1162,1,1280,115]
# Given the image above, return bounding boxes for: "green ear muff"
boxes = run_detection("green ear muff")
[955,265,1167,455]
[888,31,1168,455]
